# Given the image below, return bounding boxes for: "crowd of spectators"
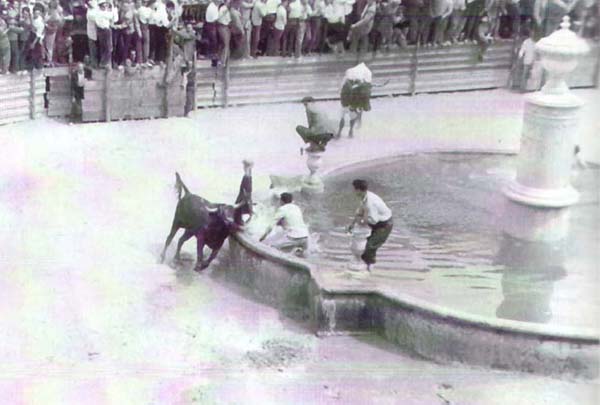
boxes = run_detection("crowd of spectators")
[0,0,598,74]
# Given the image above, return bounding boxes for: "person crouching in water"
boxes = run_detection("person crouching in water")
[260,192,309,254]
[347,179,393,272]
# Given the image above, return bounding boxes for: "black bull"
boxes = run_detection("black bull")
[160,173,242,272]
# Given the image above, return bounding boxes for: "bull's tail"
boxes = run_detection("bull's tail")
[175,172,191,200]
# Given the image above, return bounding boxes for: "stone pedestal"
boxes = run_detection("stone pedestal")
[302,151,325,194]
[502,17,589,241]
[346,224,370,274]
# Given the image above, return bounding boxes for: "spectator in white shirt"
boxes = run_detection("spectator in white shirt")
[284,0,302,56]
[347,0,375,53]
[95,0,114,67]
[229,0,245,59]
[203,0,220,64]
[297,0,312,56]
[86,0,99,67]
[134,0,151,64]
[448,0,466,43]
[150,0,170,62]
[217,0,232,63]
[250,0,266,56]
[241,0,255,57]
[268,0,286,55]
[263,0,281,55]
[260,192,310,253]
[307,0,325,53]
[517,27,536,91]
[324,0,346,53]
[347,179,393,271]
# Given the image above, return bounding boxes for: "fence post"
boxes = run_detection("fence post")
[29,70,36,119]
[409,43,419,96]
[104,68,111,122]
[222,60,229,108]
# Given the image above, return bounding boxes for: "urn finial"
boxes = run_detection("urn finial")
[535,16,590,95]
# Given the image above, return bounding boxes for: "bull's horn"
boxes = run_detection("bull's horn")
[206,207,219,214]
[233,201,245,209]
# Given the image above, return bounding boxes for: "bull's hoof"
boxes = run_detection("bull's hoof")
[194,264,207,273]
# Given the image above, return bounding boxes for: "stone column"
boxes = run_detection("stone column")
[502,17,590,241]
[302,150,325,194]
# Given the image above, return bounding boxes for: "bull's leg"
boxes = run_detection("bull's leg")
[200,248,221,270]
[174,229,194,262]
[194,234,206,272]
[160,222,179,263]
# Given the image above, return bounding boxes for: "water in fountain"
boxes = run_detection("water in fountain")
[292,153,599,330]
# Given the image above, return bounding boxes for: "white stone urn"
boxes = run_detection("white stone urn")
[302,150,325,193]
[535,16,590,96]
[347,224,371,272]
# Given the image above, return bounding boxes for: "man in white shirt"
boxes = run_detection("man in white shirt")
[241,0,255,57]
[86,0,99,67]
[250,0,266,56]
[347,179,393,271]
[260,192,310,252]
[285,0,303,56]
[263,0,281,55]
[323,0,346,53]
[95,0,115,67]
[517,27,536,91]
[268,0,286,55]
[151,0,170,62]
[203,0,220,63]
[217,0,231,63]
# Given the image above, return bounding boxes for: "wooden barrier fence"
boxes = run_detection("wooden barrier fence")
[0,72,45,126]
[1,40,598,127]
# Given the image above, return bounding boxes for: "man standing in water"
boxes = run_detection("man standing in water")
[347,179,393,271]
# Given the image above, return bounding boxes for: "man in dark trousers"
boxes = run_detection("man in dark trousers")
[347,179,393,271]
[234,159,254,225]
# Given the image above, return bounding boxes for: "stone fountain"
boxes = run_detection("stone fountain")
[503,16,590,241]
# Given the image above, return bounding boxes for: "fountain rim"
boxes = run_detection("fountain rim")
[233,149,599,344]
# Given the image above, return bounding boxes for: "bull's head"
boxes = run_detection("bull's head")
[207,204,242,233]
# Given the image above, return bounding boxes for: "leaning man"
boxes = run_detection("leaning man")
[260,192,309,252]
[347,179,393,271]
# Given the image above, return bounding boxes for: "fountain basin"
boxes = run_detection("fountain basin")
[219,152,599,379]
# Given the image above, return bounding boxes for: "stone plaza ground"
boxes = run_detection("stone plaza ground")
[0,89,598,403]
